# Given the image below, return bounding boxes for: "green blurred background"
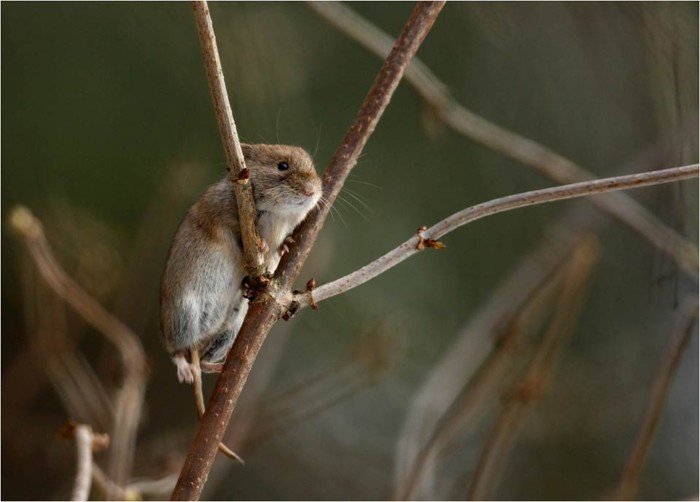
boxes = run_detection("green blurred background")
[2,2,698,500]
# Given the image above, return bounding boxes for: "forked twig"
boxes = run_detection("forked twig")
[172,3,446,498]
[612,299,698,500]
[308,1,699,277]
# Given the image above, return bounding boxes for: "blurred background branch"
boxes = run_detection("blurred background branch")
[612,299,698,500]
[2,2,697,500]
[308,1,699,276]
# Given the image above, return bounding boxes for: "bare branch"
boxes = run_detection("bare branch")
[308,1,699,276]
[293,164,699,311]
[192,0,265,277]
[611,299,698,500]
[172,3,445,499]
[70,425,94,501]
[9,206,147,492]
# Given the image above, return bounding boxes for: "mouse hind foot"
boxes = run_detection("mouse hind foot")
[173,353,200,384]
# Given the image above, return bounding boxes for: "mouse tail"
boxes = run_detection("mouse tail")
[191,349,245,465]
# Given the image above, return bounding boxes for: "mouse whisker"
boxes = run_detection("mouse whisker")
[336,194,369,222]
[319,195,348,229]
[346,177,382,190]
[340,187,372,212]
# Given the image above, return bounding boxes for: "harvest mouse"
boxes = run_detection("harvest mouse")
[160,144,322,460]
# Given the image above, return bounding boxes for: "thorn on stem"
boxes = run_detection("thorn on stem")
[282,300,300,321]
[306,278,316,291]
[306,278,318,310]
[415,226,446,250]
[235,168,250,185]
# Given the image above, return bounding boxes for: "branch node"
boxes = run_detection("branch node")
[282,300,300,321]
[242,273,272,301]
[416,225,446,250]
[304,279,319,310]
[235,168,250,185]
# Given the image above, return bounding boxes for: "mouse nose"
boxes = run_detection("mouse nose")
[302,183,316,197]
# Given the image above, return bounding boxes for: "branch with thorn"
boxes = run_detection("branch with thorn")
[288,164,698,315]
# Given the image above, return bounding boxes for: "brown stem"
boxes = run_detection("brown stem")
[171,2,445,499]
[611,299,698,500]
[192,0,265,278]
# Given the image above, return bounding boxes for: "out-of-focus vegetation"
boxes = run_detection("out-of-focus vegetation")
[2,2,698,500]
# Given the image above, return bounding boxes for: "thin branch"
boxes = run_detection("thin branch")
[293,164,699,311]
[307,1,699,276]
[9,207,147,492]
[467,237,600,499]
[612,299,698,500]
[172,3,445,499]
[71,425,94,501]
[192,0,265,277]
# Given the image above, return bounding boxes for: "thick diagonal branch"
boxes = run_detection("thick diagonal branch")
[292,164,699,311]
[171,2,445,499]
[193,0,265,277]
[308,1,699,276]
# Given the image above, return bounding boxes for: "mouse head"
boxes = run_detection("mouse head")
[242,144,322,215]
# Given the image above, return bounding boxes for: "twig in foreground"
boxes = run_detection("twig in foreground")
[467,237,600,500]
[611,299,698,500]
[292,164,699,312]
[307,1,698,276]
[192,0,265,278]
[70,425,94,501]
[172,3,445,499]
[60,424,110,501]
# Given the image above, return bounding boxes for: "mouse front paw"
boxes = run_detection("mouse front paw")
[278,236,295,257]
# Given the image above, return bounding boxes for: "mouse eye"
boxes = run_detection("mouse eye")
[277,161,289,171]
